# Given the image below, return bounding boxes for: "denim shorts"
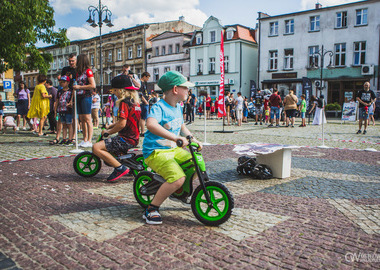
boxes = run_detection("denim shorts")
[113,106,119,117]
[270,107,280,119]
[59,113,73,124]
[358,107,369,120]
[77,96,92,115]
[140,104,149,120]
[301,112,306,119]
[0,110,3,116]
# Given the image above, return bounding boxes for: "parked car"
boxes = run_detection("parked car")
[3,100,17,115]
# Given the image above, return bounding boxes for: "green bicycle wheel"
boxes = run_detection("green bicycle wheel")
[191,181,234,226]
[133,171,155,208]
[73,151,102,177]
[132,154,149,177]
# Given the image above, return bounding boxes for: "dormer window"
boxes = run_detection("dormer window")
[210,31,216,43]
[196,33,202,45]
[226,28,235,40]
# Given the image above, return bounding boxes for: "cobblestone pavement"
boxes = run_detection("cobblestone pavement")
[0,118,379,269]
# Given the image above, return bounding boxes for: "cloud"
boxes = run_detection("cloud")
[301,0,355,10]
[51,0,207,40]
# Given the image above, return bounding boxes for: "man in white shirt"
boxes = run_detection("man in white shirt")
[120,64,141,88]
[235,92,244,126]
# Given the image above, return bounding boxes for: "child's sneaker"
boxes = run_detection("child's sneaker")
[107,165,129,182]
[143,206,162,225]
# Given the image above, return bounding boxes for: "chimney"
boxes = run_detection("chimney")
[179,16,184,21]
[315,2,322,9]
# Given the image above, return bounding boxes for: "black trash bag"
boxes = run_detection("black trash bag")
[250,164,273,180]
[237,156,258,175]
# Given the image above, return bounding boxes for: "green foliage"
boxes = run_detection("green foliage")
[0,0,69,74]
[325,102,341,111]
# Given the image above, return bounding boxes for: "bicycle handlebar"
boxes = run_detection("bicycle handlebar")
[176,135,195,148]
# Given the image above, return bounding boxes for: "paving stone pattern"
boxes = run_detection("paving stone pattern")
[0,118,379,269]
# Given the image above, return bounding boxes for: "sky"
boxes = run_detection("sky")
[49,0,356,42]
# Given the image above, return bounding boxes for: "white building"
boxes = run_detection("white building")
[258,0,380,105]
[189,16,258,99]
[147,31,196,92]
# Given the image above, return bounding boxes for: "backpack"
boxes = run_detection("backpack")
[317,98,323,108]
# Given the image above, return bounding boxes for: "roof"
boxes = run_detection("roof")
[190,24,256,46]
[258,0,373,20]
[150,31,193,42]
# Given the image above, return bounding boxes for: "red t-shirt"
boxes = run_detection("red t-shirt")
[206,97,212,108]
[118,98,141,146]
[269,93,281,108]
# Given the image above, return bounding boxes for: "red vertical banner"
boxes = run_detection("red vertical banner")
[218,30,226,117]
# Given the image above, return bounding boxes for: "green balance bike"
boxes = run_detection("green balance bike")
[73,130,147,178]
[133,136,234,226]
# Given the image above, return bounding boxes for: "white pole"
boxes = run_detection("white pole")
[318,105,329,149]
[70,91,83,154]
[203,97,211,145]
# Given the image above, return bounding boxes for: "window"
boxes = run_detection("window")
[269,22,278,36]
[175,44,180,53]
[336,11,347,28]
[108,50,112,62]
[59,58,63,68]
[59,49,62,54]
[176,66,183,73]
[168,45,173,54]
[106,72,113,85]
[196,33,202,45]
[155,47,159,56]
[161,46,166,56]
[128,46,133,59]
[153,68,159,82]
[224,56,229,72]
[285,19,294,34]
[354,41,366,65]
[164,66,170,73]
[72,47,76,52]
[308,46,319,67]
[310,16,320,31]
[28,78,30,87]
[32,77,36,87]
[269,51,278,70]
[334,43,346,66]
[90,54,94,66]
[197,59,203,74]
[356,9,367,25]
[209,57,215,74]
[210,30,216,43]
[284,49,294,70]
[137,68,142,78]
[117,48,122,61]
[226,30,234,40]
[137,45,142,58]
[65,47,69,53]
[53,60,56,69]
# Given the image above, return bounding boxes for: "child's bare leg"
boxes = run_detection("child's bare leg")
[151,177,185,206]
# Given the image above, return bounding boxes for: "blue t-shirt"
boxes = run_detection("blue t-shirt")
[142,99,183,158]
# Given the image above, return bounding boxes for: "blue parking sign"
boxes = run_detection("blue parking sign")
[3,80,12,92]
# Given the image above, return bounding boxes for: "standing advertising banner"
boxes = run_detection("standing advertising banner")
[249,80,256,100]
[341,102,358,121]
[217,30,226,118]
[302,77,312,110]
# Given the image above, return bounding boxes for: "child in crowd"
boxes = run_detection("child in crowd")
[264,95,270,125]
[92,75,141,183]
[299,94,307,127]
[142,71,202,225]
[50,76,74,145]
[3,115,17,134]
[104,103,112,125]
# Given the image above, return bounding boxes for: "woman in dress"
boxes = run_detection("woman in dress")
[14,81,31,130]
[310,95,327,125]
[27,75,52,136]
[73,53,96,148]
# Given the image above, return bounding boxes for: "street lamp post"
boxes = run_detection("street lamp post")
[86,0,113,125]
[313,45,333,149]
[313,45,333,97]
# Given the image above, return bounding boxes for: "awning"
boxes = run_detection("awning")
[261,78,303,84]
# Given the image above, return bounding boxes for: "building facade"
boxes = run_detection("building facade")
[0,68,15,101]
[258,0,380,104]
[147,31,196,92]
[189,16,258,99]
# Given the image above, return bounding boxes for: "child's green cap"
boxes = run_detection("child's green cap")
[158,71,195,92]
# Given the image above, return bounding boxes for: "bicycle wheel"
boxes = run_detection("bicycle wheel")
[132,154,148,177]
[73,151,102,177]
[133,171,156,208]
[191,181,234,226]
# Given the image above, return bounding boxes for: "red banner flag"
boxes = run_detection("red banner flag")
[218,30,226,117]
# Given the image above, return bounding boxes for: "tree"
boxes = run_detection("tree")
[0,0,69,74]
